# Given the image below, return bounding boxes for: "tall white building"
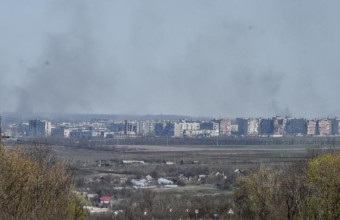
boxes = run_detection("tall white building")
[247,119,259,136]
[174,121,200,137]
[137,121,156,136]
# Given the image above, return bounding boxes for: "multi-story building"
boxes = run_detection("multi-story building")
[236,118,259,136]
[195,120,220,137]
[28,120,51,137]
[51,127,66,137]
[217,119,232,136]
[137,121,155,136]
[174,121,200,137]
[155,122,166,136]
[285,118,307,135]
[236,118,248,136]
[231,123,238,135]
[273,117,286,136]
[331,119,339,135]
[318,119,332,136]
[259,118,274,136]
[124,120,137,135]
[200,121,219,131]
[109,122,125,133]
[174,122,185,137]
[247,118,259,136]
[155,122,174,137]
[307,120,317,135]
[164,123,175,136]
[337,121,340,135]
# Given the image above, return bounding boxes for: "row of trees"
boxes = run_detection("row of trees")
[233,151,340,220]
[0,142,86,220]
[18,135,340,148]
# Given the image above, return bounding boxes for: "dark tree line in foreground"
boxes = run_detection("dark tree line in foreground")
[0,142,86,220]
[233,151,340,220]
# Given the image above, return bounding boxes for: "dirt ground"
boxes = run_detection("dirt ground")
[8,142,337,197]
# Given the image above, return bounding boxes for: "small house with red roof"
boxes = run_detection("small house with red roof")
[100,196,111,204]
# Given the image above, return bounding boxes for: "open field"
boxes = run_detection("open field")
[5,140,340,219]
[52,144,311,160]
[49,144,320,170]
[6,140,340,192]
[50,144,327,192]
[7,140,337,177]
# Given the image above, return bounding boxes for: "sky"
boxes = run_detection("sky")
[1,0,340,118]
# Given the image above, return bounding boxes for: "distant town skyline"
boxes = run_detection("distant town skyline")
[1,0,340,118]
[3,115,340,139]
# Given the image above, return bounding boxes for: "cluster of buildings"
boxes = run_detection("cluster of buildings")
[4,116,340,139]
[236,117,339,136]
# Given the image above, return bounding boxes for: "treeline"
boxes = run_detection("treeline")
[0,143,86,220]
[233,151,340,220]
[111,136,340,146]
[14,136,340,148]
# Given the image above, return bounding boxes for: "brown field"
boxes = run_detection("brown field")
[7,141,338,197]
[49,144,316,195]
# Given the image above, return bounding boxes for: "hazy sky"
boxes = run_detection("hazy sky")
[1,0,340,118]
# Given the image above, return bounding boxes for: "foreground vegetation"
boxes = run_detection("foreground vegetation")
[2,138,340,220]
[91,150,340,220]
[233,151,340,220]
[0,142,86,220]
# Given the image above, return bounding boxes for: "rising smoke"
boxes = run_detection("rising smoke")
[1,0,340,118]
[15,1,113,114]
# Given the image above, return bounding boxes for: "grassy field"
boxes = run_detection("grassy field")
[51,144,315,164]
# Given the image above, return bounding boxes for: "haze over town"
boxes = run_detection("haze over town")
[1,0,340,118]
[2,1,340,219]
